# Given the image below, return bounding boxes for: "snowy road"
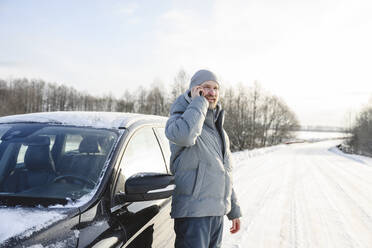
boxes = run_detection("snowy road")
[223,140,372,248]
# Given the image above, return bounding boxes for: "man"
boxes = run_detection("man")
[165,69,242,248]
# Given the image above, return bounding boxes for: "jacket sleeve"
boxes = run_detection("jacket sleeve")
[227,188,242,220]
[165,95,208,147]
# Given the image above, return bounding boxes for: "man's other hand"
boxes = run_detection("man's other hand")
[230,218,240,234]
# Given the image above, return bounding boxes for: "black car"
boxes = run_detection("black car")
[0,111,175,247]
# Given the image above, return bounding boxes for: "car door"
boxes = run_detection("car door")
[112,125,174,248]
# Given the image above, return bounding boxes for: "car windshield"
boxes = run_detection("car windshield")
[0,123,118,204]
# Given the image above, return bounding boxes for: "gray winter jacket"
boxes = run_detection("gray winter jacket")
[165,90,242,220]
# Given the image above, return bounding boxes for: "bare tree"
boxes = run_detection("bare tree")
[135,86,149,114]
[170,69,189,102]
[116,90,135,113]
[0,79,8,116]
[348,105,372,156]
[222,82,299,151]
[149,82,170,116]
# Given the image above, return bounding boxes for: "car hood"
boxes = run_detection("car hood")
[0,207,69,244]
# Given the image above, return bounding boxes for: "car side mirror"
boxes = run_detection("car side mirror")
[115,173,175,203]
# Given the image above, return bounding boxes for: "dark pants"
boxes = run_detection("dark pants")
[174,216,224,248]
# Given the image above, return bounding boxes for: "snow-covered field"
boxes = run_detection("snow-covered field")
[223,140,372,248]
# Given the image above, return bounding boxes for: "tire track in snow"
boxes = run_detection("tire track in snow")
[310,160,372,247]
[280,153,315,248]
[304,158,358,248]
[224,150,293,247]
[318,153,372,208]
[317,152,372,225]
[314,163,372,247]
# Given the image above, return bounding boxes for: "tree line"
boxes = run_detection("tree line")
[0,70,299,151]
[347,103,372,157]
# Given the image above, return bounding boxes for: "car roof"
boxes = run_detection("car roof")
[0,111,168,129]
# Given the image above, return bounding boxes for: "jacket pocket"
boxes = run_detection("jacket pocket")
[198,160,226,199]
[192,162,206,199]
[174,169,196,196]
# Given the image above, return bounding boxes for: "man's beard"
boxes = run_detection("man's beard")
[206,95,218,109]
[208,100,218,109]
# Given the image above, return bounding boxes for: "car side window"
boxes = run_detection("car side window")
[118,126,167,182]
[154,127,171,172]
[113,126,167,197]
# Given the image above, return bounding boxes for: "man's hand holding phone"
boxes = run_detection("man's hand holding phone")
[191,86,205,99]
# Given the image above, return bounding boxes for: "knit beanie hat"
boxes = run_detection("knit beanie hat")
[189,69,219,90]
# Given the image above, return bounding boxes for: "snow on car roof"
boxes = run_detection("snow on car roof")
[0,111,168,129]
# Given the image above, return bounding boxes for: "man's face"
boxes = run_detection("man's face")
[200,81,219,109]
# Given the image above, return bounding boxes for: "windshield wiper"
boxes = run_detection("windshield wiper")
[0,193,70,207]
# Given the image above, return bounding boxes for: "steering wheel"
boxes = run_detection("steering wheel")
[53,175,96,188]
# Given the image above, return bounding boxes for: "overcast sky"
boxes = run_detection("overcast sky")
[1,0,371,127]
